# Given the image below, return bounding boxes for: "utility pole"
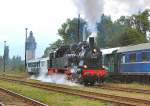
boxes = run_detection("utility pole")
[77,14,80,43]
[3,41,6,73]
[25,28,28,71]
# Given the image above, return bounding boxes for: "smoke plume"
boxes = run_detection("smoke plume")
[73,0,104,31]
[30,68,79,86]
[104,0,150,20]
[114,0,150,12]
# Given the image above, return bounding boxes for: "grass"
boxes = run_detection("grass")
[1,69,150,101]
[0,80,111,106]
[28,79,150,100]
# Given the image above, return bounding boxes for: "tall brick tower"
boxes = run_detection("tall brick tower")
[26,31,36,61]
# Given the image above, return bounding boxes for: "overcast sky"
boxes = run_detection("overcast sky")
[0,0,149,59]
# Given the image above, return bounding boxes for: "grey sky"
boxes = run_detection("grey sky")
[0,0,149,59]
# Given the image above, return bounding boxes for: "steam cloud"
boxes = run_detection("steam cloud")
[114,0,150,13]
[104,0,150,20]
[73,0,150,22]
[30,68,79,86]
[73,0,104,31]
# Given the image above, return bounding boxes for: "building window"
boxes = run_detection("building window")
[142,52,149,62]
[129,53,136,62]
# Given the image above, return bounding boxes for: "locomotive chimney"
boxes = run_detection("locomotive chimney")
[89,37,94,49]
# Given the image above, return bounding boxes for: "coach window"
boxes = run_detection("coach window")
[41,61,45,67]
[142,52,149,62]
[129,53,136,62]
[28,63,31,67]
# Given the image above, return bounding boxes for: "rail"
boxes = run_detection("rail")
[0,87,48,106]
[0,76,150,106]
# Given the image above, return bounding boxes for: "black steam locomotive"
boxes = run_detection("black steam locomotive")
[48,37,107,85]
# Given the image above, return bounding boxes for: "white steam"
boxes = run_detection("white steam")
[104,0,150,20]
[114,0,150,13]
[73,0,150,22]
[73,0,104,31]
[30,68,79,86]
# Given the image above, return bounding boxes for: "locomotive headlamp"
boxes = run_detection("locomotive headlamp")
[93,49,97,53]
[83,65,87,69]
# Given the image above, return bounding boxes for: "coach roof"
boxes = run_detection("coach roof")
[117,42,150,53]
[27,57,49,63]
[101,47,120,55]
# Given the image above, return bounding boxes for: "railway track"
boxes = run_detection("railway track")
[99,85,150,95]
[0,87,48,106]
[2,74,150,95]
[0,76,150,106]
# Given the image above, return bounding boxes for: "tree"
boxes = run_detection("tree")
[97,15,127,48]
[106,22,127,47]
[119,28,147,46]
[97,12,149,48]
[8,56,24,71]
[97,15,113,48]
[133,10,150,35]
[117,9,150,35]
[58,18,87,44]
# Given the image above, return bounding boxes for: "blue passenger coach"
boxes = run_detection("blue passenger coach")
[117,43,150,74]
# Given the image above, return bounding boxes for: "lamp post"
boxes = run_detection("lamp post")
[25,28,28,71]
[3,41,6,73]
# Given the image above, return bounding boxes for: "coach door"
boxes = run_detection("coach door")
[105,54,115,73]
[109,54,115,72]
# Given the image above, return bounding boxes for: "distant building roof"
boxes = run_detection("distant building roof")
[27,57,49,63]
[117,43,150,53]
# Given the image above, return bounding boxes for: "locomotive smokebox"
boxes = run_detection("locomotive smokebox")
[89,37,94,49]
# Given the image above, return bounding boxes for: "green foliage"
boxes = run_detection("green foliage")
[8,56,24,72]
[0,55,24,72]
[97,15,113,48]
[117,9,150,35]
[97,15,127,48]
[58,18,87,44]
[97,10,149,48]
[119,28,147,46]
[0,56,3,69]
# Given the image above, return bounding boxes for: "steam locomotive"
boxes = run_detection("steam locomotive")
[48,37,107,85]
[27,37,107,85]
